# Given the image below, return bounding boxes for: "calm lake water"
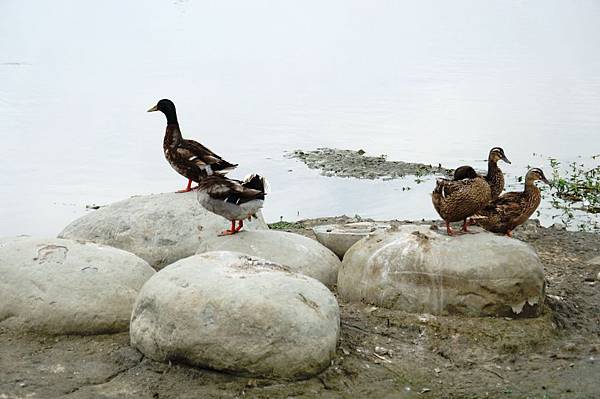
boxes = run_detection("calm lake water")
[1,0,600,236]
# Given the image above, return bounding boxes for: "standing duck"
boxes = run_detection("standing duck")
[473,168,550,237]
[432,166,492,235]
[147,99,237,192]
[197,174,268,235]
[454,147,511,199]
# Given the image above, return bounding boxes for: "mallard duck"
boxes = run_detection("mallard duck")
[473,168,549,237]
[197,174,268,235]
[147,99,237,192]
[432,166,492,235]
[454,147,511,199]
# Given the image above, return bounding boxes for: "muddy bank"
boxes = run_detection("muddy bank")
[287,148,452,179]
[1,219,599,398]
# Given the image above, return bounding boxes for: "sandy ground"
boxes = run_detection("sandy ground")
[1,217,599,399]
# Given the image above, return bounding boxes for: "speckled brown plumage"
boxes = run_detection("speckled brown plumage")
[432,176,492,234]
[474,168,549,236]
[453,147,511,200]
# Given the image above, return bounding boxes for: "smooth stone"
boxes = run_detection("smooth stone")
[196,230,341,286]
[338,225,545,317]
[0,237,155,334]
[58,192,268,269]
[587,256,600,265]
[130,251,340,380]
[312,222,391,258]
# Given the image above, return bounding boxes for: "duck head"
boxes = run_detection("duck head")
[147,99,178,124]
[489,147,511,164]
[526,168,550,185]
[453,165,479,180]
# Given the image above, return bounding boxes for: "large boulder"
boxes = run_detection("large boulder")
[196,230,341,286]
[338,225,545,317]
[313,221,391,258]
[58,192,268,269]
[0,237,155,334]
[130,251,340,380]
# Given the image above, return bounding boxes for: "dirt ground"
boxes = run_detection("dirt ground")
[1,218,599,399]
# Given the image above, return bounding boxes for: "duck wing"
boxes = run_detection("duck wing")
[478,192,525,217]
[176,139,238,174]
[204,177,263,205]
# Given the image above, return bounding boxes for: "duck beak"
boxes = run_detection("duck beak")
[501,155,511,164]
[147,105,158,112]
[541,177,550,185]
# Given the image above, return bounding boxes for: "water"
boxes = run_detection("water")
[1,0,600,236]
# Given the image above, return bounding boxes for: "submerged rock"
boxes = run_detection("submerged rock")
[313,221,391,258]
[287,148,452,180]
[196,230,341,286]
[58,192,268,269]
[130,251,340,380]
[0,237,154,334]
[338,225,545,317]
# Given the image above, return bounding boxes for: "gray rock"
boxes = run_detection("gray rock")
[130,251,340,379]
[313,222,391,258]
[59,192,268,269]
[196,230,341,286]
[338,226,545,317]
[0,237,155,334]
[587,256,600,266]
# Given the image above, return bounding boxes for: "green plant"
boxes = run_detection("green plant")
[547,155,600,231]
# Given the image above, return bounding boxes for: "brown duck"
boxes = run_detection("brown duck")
[454,147,511,199]
[147,99,237,192]
[432,166,492,235]
[474,168,550,237]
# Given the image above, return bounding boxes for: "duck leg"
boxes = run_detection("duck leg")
[219,221,237,236]
[505,230,513,237]
[445,221,455,236]
[177,179,193,193]
[235,220,244,232]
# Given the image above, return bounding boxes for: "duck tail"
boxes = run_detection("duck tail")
[242,174,270,195]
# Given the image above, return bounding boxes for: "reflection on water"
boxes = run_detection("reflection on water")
[1,0,599,236]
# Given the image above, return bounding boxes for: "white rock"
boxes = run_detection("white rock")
[196,230,341,286]
[338,225,545,317]
[0,237,155,334]
[313,222,391,258]
[130,251,340,379]
[59,192,268,269]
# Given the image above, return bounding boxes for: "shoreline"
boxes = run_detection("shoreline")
[1,217,599,398]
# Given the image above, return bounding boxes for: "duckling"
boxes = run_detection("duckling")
[432,166,492,235]
[473,168,550,237]
[147,99,237,192]
[453,147,511,199]
[197,174,268,236]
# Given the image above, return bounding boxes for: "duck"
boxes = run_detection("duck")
[147,99,237,192]
[453,147,511,199]
[472,168,550,237]
[196,174,269,235]
[432,166,492,235]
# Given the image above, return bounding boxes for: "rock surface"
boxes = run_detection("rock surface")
[196,230,341,286]
[59,192,268,269]
[0,237,155,334]
[338,225,545,317]
[130,251,340,379]
[313,222,391,258]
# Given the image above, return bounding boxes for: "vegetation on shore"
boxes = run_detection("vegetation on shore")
[547,154,600,231]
